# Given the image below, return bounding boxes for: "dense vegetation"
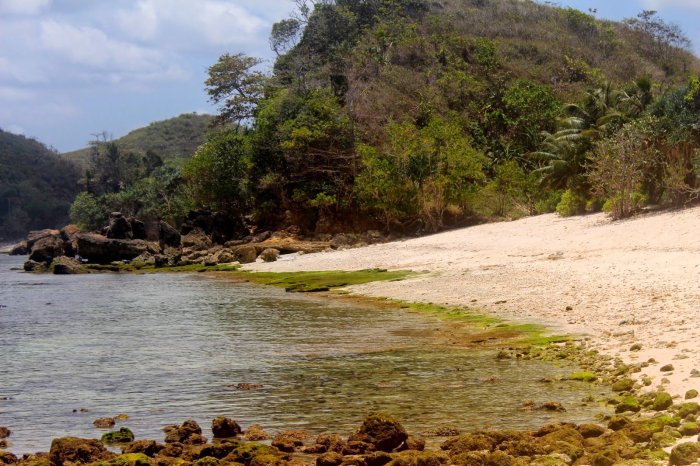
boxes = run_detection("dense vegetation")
[66,114,215,230]
[168,0,700,237]
[0,130,81,239]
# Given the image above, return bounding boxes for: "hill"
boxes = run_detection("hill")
[184,0,700,236]
[64,113,214,169]
[0,129,81,239]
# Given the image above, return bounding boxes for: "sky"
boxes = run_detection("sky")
[1,0,699,153]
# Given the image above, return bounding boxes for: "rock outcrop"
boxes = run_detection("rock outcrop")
[75,233,154,264]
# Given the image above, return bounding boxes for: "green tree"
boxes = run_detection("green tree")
[183,132,251,214]
[69,192,107,230]
[205,53,268,125]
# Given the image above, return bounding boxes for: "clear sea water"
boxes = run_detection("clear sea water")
[0,254,609,454]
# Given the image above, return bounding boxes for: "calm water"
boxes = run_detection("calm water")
[0,255,609,454]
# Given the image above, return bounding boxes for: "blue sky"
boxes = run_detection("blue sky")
[0,0,699,153]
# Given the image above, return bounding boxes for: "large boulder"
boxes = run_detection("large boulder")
[59,225,81,257]
[211,417,241,439]
[159,221,181,249]
[348,413,408,452]
[105,213,133,240]
[76,233,153,264]
[180,211,246,244]
[29,235,66,264]
[181,228,212,251]
[49,437,116,465]
[8,241,28,256]
[128,218,147,240]
[26,229,60,249]
[259,248,280,263]
[23,260,48,273]
[0,451,17,465]
[51,257,87,275]
[234,245,257,264]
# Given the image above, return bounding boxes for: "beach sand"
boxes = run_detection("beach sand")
[246,206,700,397]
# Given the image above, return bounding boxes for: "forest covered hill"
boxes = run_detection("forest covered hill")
[63,113,214,170]
[0,129,81,239]
[158,0,699,236]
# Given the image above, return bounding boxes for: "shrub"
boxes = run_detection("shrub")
[556,189,586,217]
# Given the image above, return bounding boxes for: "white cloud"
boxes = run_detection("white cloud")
[0,0,51,15]
[115,0,159,41]
[113,0,269,50]
[40,20,165,72]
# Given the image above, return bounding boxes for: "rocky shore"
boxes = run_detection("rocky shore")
[7,211,390,274]
[3,396,700,466]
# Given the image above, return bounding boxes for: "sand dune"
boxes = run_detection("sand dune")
[246,206,700,397]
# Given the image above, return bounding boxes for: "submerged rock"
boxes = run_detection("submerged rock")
[0,428,10,439]
[101,427,135,444]
[164,420,203,444]
[93,418,116,429]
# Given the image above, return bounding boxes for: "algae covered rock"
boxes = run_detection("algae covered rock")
[258,249,280,263]
[669,442,700,465]
[678,402,700,419]
[102,427,135,444]
[611,378,635,392]
[243,425,272,442]
[387,450,449,466]
[578,423,606,439]
[211,417,241,439]
[569,372,596,382]
[685,389,699,400]
[271,430,308,452]
[93,418,116,429]
[101,453,151,466]
[0,451,18,465]
[316,451,343,466]
[678,422,700,436]
[615,396,641,413]
[349,413,408,452]
[49,437,116,465]
[164,420,202,444]
[652,392,673,411]
[123,440,164,457]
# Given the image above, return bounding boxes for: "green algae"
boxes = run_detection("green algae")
[239,268,412,292]
[569,372,597,382]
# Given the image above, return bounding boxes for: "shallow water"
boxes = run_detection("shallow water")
[0,255,609,454]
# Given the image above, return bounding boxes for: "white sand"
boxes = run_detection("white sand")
[246,206,700,397]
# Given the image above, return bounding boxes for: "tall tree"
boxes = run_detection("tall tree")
[205,53,268,126]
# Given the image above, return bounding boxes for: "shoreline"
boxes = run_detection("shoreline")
[243,207,700,400]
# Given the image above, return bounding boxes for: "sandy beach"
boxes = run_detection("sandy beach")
[246,207,700,398]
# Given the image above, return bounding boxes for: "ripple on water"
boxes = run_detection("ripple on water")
[0,255,609,454]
